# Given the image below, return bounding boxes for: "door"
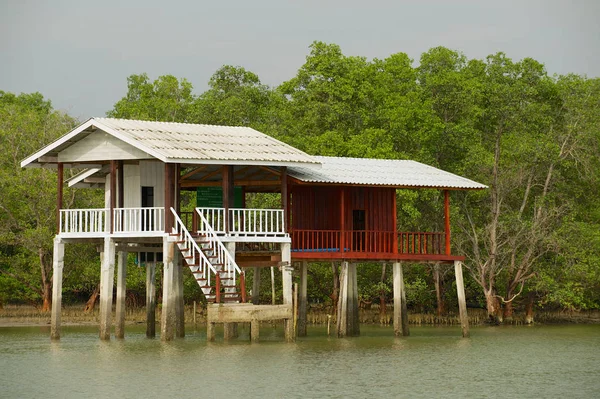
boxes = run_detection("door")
[141,186,154,231]
[352,209,366,251]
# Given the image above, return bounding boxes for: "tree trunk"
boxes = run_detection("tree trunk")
[433,263,445,317]
[84,285,100,313]
[41,280,52,312]
[503,300,513,322]
[330,262,339,317]
[379,263,387,324]
[484,290,502,324]
[525,292,535,324]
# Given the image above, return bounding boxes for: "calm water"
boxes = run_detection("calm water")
[1,324,599,398]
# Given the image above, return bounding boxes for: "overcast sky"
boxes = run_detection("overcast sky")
[1,0,598,120]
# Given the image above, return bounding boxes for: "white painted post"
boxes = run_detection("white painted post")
[50,237,64,340]
[454,261,470,338]
[175,254,185,338]
[393,262,410,336]
[223,241,237,340]
[337,261,360,337]
[115,251,127,339]
[99,237,116,340]
[281,242,294,341]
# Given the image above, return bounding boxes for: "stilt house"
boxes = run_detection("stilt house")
[21,118,486,341]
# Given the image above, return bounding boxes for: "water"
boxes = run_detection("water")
[1,324,599,398]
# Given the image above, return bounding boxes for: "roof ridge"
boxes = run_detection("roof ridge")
[94,117,249,129]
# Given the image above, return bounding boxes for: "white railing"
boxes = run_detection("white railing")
[59,209,108,235]
[195,208,242,282]
[229,208,285,236]
[171,209,215,287]
[196,207,286,237]
[113,207,165,234]
[196,207,225,234]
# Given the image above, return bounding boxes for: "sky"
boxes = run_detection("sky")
[1,0,599,120]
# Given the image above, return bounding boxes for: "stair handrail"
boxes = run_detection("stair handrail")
[195,208,242,282]
[170,208,217,286]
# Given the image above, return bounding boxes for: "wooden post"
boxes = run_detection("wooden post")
[117,160,124,208]
[115,251,127,339]
[297,261,308,337]
[164,164,173,233]
[161,237,176,341]
[110,160,117,234]
[393,262,410,336]
[393,189,398,254]
[50,237,64,340]
[99,237,116,340]
[215,273,221,304]
[454,261,470,338]
[222,165,234,234]
[281,166,288,232]
[337,261,359,337]
[281,242,294,341]
[444,190,451,256]
[56,163,63,234]
[252,267,261,304]
[293,282,298,335]
[175,255,185,338]
[146,261,156,338]
[340,187,346,254]
[240,271,247,303]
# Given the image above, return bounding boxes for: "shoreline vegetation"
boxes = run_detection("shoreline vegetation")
[1,304,598,328]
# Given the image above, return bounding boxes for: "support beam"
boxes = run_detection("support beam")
[297,261,308,337]
[223,241,237,340]
[393,262,410,336]
[146,261,156,338]
[99,237,116,340]
[281,242,294,341]
[251,319,260,342]
[110,160,116,234]
[444,190,451,256]
[175,255,185,338]
[56,163,63,234]
[252,267,261,304]
[50,237,64,340]
[454,261,470,338]
[281,166,288,232]
[117,160,124,208]
[337,261,359,337]
[115,251,127,339]
[161,238,176,341]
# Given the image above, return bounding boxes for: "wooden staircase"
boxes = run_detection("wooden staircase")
[170,208,244,304]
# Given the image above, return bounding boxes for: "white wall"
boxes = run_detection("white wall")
[58,131,152,162]
[140,160,165,207]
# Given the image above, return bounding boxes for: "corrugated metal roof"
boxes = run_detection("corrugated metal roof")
[288,156,487,190]
[94,118,318,165]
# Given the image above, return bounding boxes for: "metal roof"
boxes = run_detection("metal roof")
[21,117,319,168]
[288,156,487,190]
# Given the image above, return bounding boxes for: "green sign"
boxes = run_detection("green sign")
[196,186,243,208]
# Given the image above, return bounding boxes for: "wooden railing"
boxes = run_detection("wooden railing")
[59,209,108,235]
[290,230,446,255]
[113,207,164,234]
[196,207,286,237]
[397,232,445,255]
[291,230,341,252]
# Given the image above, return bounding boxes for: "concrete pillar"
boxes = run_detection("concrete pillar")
[393,262,410,336]
[297,261,308,337]
[175,255,185,338]
[281,242,294,341]
[207,321,215,341]
[252,267,261,304]
[161,238,176,341]
[223,241,237,340]
[454,261,470,338]
[115,251,127,339]
[99,237,116,340]
[50,237,64,340]
[337,261,359,337]
[146,261,156,338]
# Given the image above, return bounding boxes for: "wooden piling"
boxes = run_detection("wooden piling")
[454,260,470,338]
[297,261,308,337]
[50,237,64,340]
[115,251,127,339]
[146,262,156,338]
[99,237,115,340]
